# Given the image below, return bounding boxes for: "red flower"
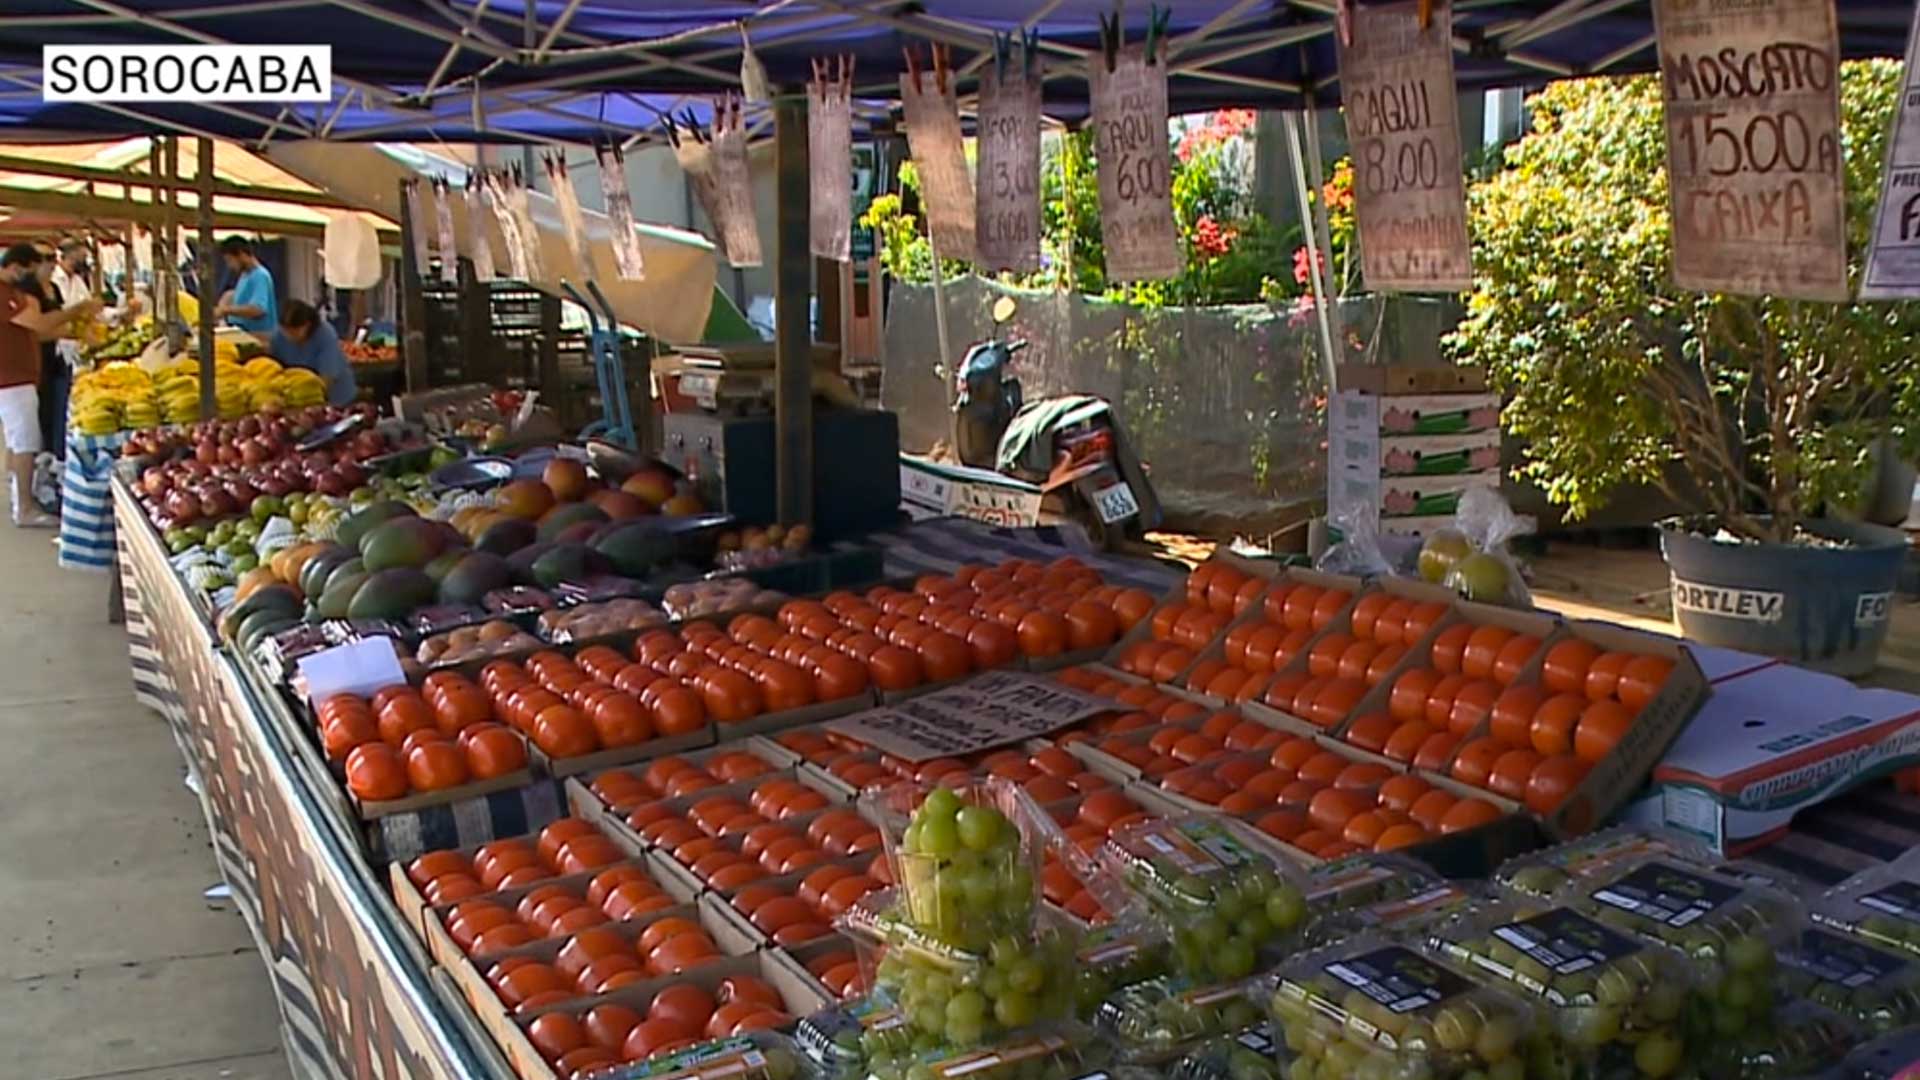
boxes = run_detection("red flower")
[1292,246,1325,285]
[1192,215,1236,259]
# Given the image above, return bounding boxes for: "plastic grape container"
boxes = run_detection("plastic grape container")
[1092,973,1268,1064]
[840,891,1077,1050]
[1419,895,1698,1079]
[1263,934,1539,1080]
[1834,1024,1920,1080]
[794,995,919,1080]
[1559,856,1803,1041]
[1073,921,1174,1018]
[1165,1024,1285,1080]
[1689,996,1856,1080]
[1812,850,1920,960]
[1296,856,1445,948]
[1492,827,1716,902]
[592,1032,807,1080]
[1783,926,1920,1036]
[860,1026,1112,1080]
[866,779,1044,950]
[1099,815,1311,983]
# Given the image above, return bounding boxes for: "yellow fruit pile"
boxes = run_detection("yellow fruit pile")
[70,352,327,433]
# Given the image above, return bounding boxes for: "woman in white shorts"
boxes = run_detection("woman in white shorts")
[0,244,96,527]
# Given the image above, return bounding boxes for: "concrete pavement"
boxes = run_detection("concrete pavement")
[0,521,291,1080]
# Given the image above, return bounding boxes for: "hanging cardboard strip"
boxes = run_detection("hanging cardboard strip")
[1861,2,1920,298]
[546,154,592,279]
[402,178,434,280]
[1336,0,1473,293]
[711,98,764,267]
[901,44,978,264]
[976,35,1044,273]
[463,174,496,283]
[809,55,855,263]
[483,169,529,282]
[504,165,547,283]
[1091,44,1181,281]
[431,178,459,282]
[1652,0,1846,301]
[595,143,647,281]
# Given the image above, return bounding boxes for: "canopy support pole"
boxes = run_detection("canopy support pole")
[774,95,814,527]
[1282,111,1340,394]
[927,230,955,405]
[196,137,216,422]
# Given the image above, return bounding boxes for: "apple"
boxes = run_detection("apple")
[255,475,292,497]
[331,462,367,490]
[181,459,210,480]
[223,479,258,507]
[195,440,220,466]
[315,470,353,497]
[141,467,172,498]
[165,490,202,524]
[237,417,261,439]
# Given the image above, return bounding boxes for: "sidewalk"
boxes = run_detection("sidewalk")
[0,521,291,1080]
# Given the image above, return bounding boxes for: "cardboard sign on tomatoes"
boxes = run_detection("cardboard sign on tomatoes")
[826,670,1112,762]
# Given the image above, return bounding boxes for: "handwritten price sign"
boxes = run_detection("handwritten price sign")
[809,62,855,263]
[1653,0,1846,300]
[826,671,1112,762]
[1093,48,1180,281]
[1337,0,1473,292]
[976,65,1043,273]
[1861,4,1920,297]
[901,68,978,263]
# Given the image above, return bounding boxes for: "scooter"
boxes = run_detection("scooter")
[903,298,1161,548]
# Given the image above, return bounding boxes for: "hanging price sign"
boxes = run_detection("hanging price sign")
[1337,0,1473,292]
[1092,46,1180,281]
[674,98,764,268]
[430,178,458,283]
[546,154,591,278]
[462,175,495,282]
[809,56,855,263]
[901,45,978,263]
[976,39,1043,273]
[402,178,433,279]
[1653,0,1846,301]
[595,144,646,280]
[1861,3,1920,298]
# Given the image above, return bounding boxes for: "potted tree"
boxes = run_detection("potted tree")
[1451,62,1919,675]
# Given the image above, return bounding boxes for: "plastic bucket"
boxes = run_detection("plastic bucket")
[1660,518,1907,677]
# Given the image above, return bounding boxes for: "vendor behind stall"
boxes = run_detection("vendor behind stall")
[213,236,276,334]
[268,300,356,407]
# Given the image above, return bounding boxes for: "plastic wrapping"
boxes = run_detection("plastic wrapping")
[537,596,668,643]
[1164,1024,1284,1080]
[1092,974,1266,1064]
[1694,997,1857,1080]
[863,779,1044,950]
[415,618,539,666]
[1492,827,1716,902]
[868,1027,1108,1080]
[1785,926,1920,1036]
[591,1032,808,1080]
[1426,487,1533,608]
[1316,503,1397,579]
[1073,923,1173,1018]
[662,578,786,620]
[1835,1025,1920,1080]
[1263,934,1539,1080]
[1420,894,1697,1078]
[1098,815,1310,984]
[1812,850,1920,959]
[1298,856,1445,946]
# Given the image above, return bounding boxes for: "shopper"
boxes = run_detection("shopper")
[213,236,276,334]
[269,300,357,407]
[0,245,97,526]
[27,243,72,462]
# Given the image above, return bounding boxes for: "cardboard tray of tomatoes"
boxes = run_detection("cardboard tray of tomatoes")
[563,763,855,866]
[306,682,541,822]
[467,947,829,1080]
[1096,550,1279,685]
[1161,567,1366,708]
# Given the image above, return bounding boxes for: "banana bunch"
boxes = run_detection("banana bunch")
[70,350,326,433]
[268,367,326,409]
[71,365,159,435]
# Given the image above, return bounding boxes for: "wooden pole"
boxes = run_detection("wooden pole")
[196,137,216,421]
[773,95,814,527]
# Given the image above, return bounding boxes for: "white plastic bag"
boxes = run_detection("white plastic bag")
[1433,486,1533,607]
[322,211,382,289]
[1315,502,1397,578]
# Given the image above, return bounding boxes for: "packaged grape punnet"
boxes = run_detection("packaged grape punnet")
[1835,1024,1920,1079]
[1491,826,1718,902]
[1092,973,1268,1064]
[862,778,1045,950]
[1263,933,1538,1080]
[586,1032,807,1080]
[1419,895,1697,1079]
[1557,855,1803,1043]
[1073,921,1174,1018]
[1691,996,1857,1080]
[1164,1023,1283,1080]
[1811,849,1920,960]
[1097,814,1311,983]
[857,1025,1112,1080]
[792,993,917,1080]
[836,890,1077,1050]
[1784,926,1920,1037]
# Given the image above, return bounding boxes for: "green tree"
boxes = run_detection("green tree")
[1451,61,1920,541]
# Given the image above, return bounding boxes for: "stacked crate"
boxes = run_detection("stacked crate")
[1328,365,1504,537]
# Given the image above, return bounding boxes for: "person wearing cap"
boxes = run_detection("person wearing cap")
[0,244,100,526]
[213,235,276,334]
[268,300,357,407]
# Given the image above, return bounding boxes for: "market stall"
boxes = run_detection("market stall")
[20,1,1920,1079]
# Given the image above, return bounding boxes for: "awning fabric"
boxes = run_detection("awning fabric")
[1,1,1913,144]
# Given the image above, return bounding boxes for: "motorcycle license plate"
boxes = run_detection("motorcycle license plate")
[1092,480,1140,523]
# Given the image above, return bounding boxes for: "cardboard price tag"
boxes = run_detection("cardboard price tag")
[901,52,978,263]
[1862,2,1920,298]
[462,176,496,282]
[1092,47,1180,281]
[809,58,855,263]
[1337,0,1473,292]
[596,144,646,280]
[826,672,1111,761]
[1652,0,1846,301]
[546,154,592,279]
[676,98,764,269]
[975,55,1043,273]
[431,178,458,284]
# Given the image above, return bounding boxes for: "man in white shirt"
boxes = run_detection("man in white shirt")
[48,240,92,373]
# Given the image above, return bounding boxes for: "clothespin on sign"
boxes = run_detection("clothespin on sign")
[1336,0,1353,46]
[1145,5,1173,65]
[1417,0,1433,30]
[810,57,827,102]
[1098,12,1120,73]
[659,115,680,148]
[1024,28,1040,78]
[933,43,951,96]
[993,33,1011,82]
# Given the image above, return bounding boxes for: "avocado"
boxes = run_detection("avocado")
[439,552,513,606]
[359,517,449,572]
[536,503,608,543]
[297,547,354,599]
[346,568,436,620]
[334,499,415,550]
[235,610,299,652]
[592,520,679,578]
[317,570,371,619]
[530,543,605,589]
[219,584,301,641]
[505,542,550,585]
[474,518,537,557]
[323,558,366,595]
[423,550,464,582]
